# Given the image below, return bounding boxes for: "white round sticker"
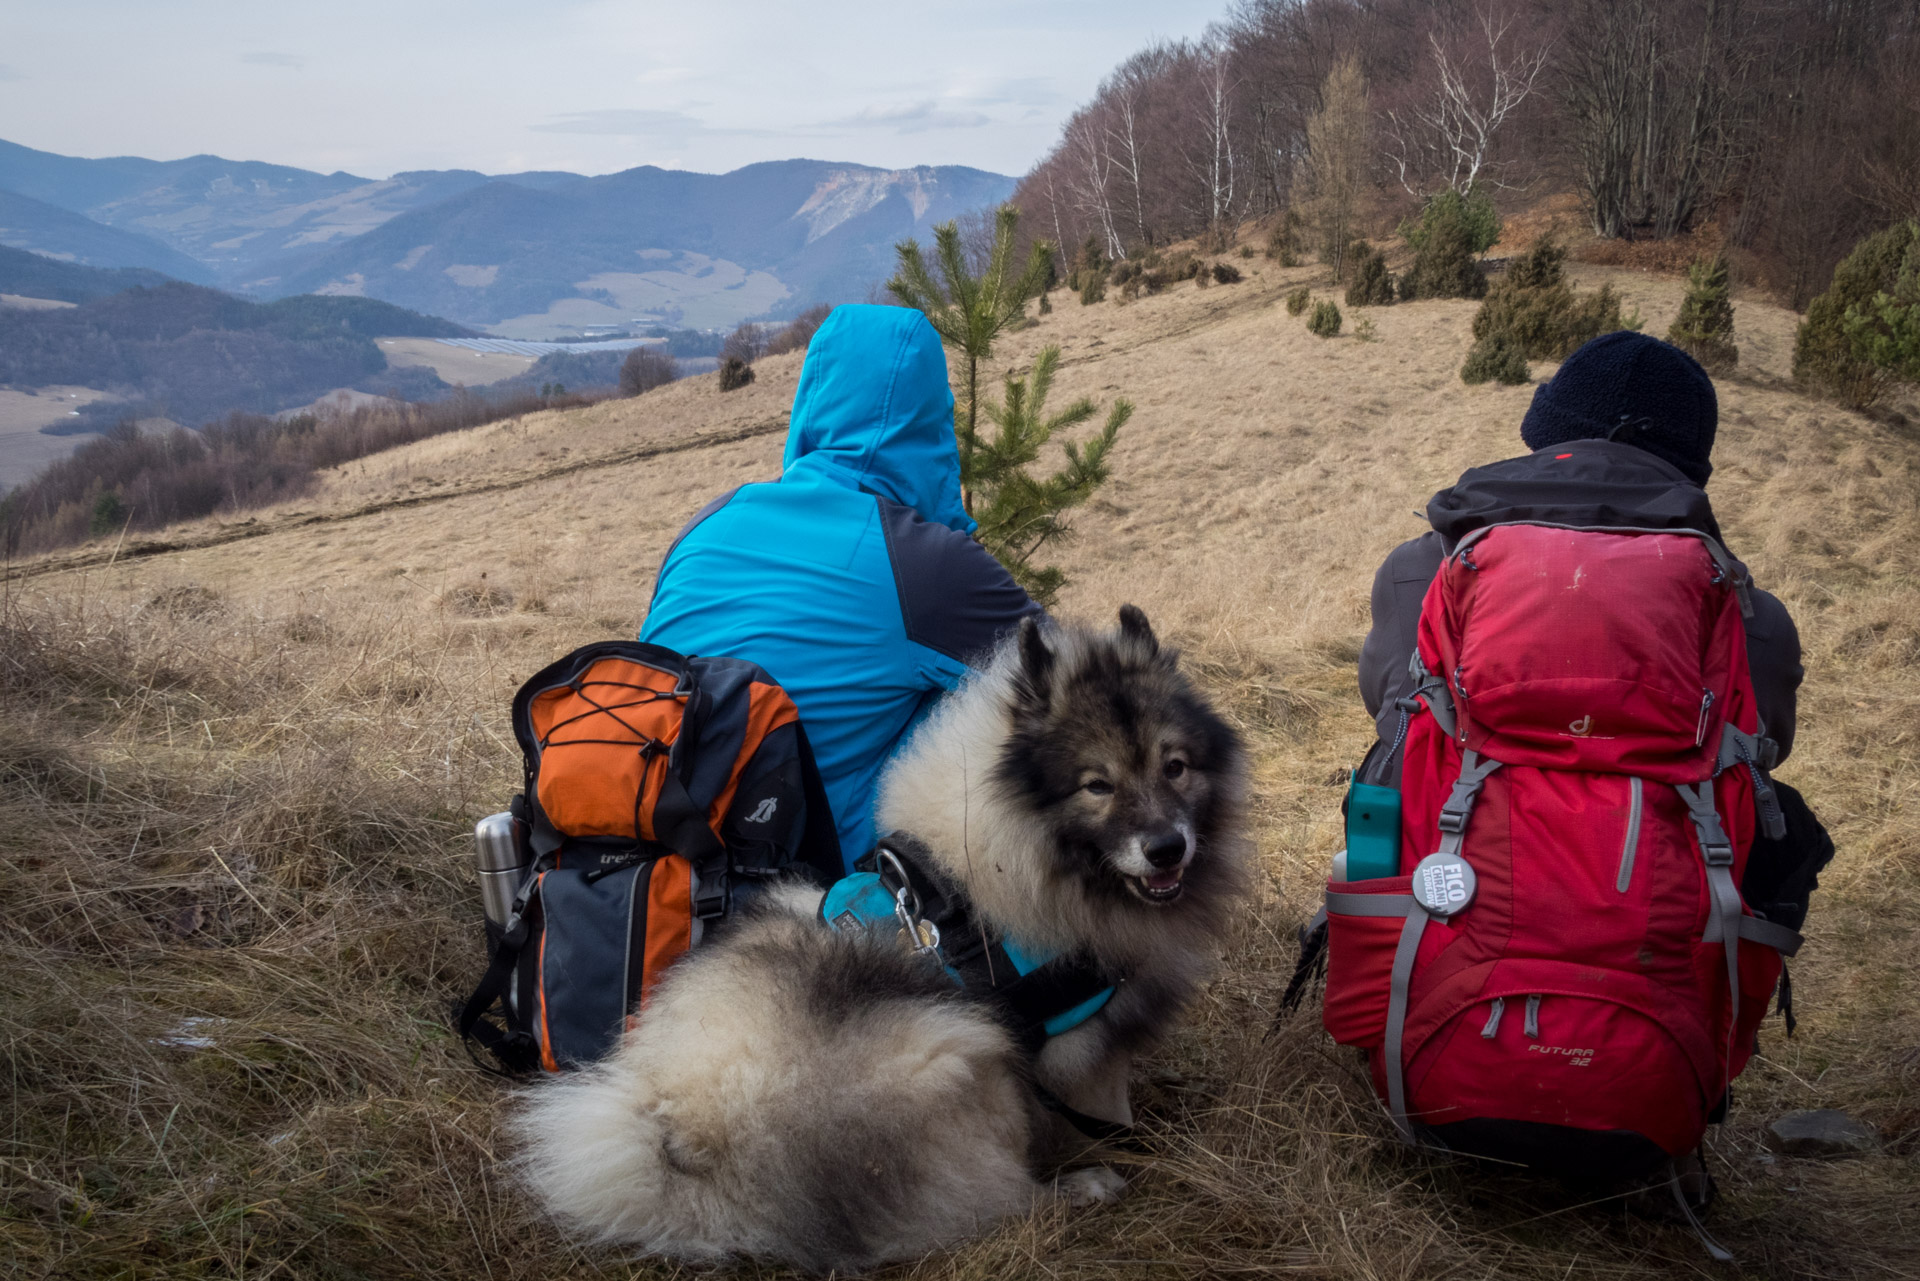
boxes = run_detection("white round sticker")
[1411,853,1477,917]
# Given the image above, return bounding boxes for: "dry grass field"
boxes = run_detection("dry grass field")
[375,338,536,387]
[3,244,1916,1279]
[0,386,126,491]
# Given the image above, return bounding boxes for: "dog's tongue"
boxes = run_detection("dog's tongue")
[1145,869,1183,891]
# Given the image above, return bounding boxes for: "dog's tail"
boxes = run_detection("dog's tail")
[512,898,1041,1270]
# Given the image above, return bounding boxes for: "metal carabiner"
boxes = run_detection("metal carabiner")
[873,846,940,955]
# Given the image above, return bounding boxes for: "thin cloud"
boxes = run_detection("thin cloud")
[832,101,993,133]
[528,109,772,147]
[241,51,305,69]
[0,63,25,83]
[960,77,1061,108]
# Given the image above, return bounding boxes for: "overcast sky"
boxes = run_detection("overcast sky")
[0,0,1225,179]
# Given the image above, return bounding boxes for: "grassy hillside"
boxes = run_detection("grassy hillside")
[3,247,1915,1278]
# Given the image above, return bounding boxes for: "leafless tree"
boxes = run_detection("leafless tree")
[1104,47,1176,247]
[1009,0,1916,302]
[1559,0,1752,239]
[720,322,767,365]
[1384,5,1549,197]
[1063,107,1127,261]
[1182,40,1245,235]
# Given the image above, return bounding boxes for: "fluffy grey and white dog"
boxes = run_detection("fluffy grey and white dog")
[512,606,1249,1272]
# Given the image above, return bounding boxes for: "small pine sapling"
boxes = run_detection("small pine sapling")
[1286,286,1312,316]
[971,345,1132,606]
[1398,190,1490,301]
[1345,245,1394,306]
[1211,262,1243,285]
[717,356,755,391]
[1471,238,1628,360]
[89,490,128,538]
[1797,220,1920,407]
[1667,255,1738,373]
[889,205,1053,511]
[1460,334,1531,384]
[1308,300,1343,337]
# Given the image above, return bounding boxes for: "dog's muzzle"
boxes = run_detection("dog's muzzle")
[1120,827,1194,904]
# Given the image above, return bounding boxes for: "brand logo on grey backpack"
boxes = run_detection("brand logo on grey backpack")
[744,798,779,824]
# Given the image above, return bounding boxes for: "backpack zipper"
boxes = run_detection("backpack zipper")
[1694,689,1715,747]
[1524,994,1542,1040]
[1481,997,1505,1038]
[1616,777,1645,893]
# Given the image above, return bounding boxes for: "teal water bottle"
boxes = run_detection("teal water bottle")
[1343,772,1402,880]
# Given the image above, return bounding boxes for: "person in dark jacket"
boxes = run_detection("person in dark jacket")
[1357,331,1830,931]
[642,305,1041,870]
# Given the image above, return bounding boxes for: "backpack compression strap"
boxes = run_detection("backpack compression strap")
[1381,749,1502,1143]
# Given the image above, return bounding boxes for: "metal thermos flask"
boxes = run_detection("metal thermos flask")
[474,811,529,926]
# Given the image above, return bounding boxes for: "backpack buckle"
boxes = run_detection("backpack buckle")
[691,878,729,920]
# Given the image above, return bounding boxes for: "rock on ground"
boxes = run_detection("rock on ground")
[1768,1109,1879,1157]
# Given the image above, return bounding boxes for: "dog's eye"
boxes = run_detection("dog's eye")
[1164,759,1187,780]
[1083,779,1114,796]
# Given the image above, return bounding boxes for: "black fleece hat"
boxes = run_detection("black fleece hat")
[1519,331,1718,485]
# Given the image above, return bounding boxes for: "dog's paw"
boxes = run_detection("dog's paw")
[1054,1165,1127,1207]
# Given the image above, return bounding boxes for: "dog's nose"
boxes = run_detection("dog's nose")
[1143,831,1187,869]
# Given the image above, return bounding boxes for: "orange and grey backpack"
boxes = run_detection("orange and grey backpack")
[457,640,841,1073]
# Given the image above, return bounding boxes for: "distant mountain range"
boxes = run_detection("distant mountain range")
[0,138,1015,335]
[0,187,216,283]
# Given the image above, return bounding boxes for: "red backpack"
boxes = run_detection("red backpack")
[1318,523,1800,1177]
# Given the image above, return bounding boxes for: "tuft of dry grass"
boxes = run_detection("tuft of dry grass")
[3,245,1917,1278]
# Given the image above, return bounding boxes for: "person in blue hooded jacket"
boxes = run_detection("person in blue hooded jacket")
[641,305,1041,870]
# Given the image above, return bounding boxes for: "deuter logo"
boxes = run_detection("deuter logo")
[744,797,779,824]
[1568,715,1593,736]
[1527,1044,1596,1067]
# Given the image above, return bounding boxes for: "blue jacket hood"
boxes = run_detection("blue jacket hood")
[782,305,973,534]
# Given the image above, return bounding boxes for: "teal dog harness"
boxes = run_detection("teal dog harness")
[820,835,1118,1048]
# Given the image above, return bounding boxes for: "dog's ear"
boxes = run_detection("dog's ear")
[1015,615,1054,712]
[1118,604,1158,655]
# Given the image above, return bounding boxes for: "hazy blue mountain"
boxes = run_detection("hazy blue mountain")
[0,138,1016,334]
[0,243,178,302]
[0,188,216,282]
[0,138,586,282]
[272,160,1017,333]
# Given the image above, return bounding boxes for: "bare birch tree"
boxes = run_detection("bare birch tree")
[1182,40,1244,236]
[1064,108,1126,261]
[1384,5,1549,197]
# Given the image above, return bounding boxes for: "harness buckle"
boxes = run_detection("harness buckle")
[874,846,941,956]
[1436,808,1468,835]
